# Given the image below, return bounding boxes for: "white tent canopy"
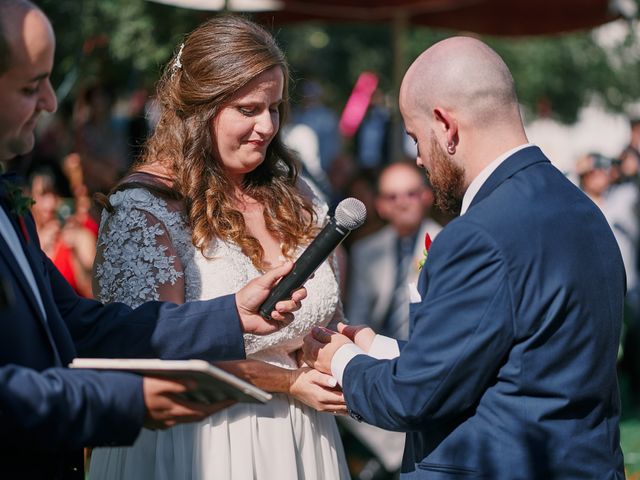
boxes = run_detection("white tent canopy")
[147,0,282,11]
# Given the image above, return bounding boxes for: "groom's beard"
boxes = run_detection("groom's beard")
[427,137,465,216]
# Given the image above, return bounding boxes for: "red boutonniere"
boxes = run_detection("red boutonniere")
[417,233,432,271]
[17,217,30,243]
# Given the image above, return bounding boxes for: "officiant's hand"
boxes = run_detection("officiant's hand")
[142,377,236,430]
[236,262,307,335]
[302,327,353,375]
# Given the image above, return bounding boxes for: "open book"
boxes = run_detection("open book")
[69,358,272,404]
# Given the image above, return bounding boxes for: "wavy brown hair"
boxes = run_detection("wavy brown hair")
[136,15,316,271]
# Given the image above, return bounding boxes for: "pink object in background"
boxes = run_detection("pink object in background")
[339,72,378,137]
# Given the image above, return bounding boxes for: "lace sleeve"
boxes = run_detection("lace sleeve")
[93,193,185,308]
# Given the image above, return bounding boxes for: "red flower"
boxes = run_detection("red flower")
[18,216,30,243]
[424,233,432,252]
[418,233,432,271]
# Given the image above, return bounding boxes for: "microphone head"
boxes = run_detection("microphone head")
[335,197,367,230]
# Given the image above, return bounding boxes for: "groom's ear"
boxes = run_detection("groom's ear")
[433,107,459,148]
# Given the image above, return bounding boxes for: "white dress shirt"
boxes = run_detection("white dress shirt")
[0,208,47,319]
[332,143,535,385]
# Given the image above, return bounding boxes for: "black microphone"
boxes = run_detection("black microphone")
[259,197,367,319]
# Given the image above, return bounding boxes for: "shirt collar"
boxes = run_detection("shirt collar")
[460,143,534,215]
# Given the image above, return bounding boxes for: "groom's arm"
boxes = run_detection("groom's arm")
[330,334,402,384]
[334,223,515,431]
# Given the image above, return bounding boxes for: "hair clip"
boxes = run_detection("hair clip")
[171,43,185,74]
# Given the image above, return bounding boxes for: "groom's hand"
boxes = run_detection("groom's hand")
[236,262,307,335]
[303,326,353,374]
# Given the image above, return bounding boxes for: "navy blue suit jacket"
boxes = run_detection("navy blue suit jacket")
[0,202,245,478]
[343,147,625,479]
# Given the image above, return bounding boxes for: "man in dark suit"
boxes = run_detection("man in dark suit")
[304,36,625,478]
[0,2,304,478]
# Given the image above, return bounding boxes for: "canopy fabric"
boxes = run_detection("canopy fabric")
[147,0,621,36]
[147,0,283,12]
[258,0,620,36]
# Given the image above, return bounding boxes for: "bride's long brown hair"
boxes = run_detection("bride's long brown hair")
[136,15,316,271]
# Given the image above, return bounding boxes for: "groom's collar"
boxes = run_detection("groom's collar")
[460,143,534,215]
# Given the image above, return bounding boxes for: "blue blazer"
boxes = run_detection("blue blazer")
[0,202,245,478]
[343,147,625,479]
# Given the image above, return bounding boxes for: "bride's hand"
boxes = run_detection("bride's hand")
[288,367,347,415]
[337,322,376,353]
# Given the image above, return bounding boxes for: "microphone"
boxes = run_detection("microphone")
[259,197,367,320]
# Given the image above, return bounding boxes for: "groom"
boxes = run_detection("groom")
[304,37,625,478]
[0,2,305,478]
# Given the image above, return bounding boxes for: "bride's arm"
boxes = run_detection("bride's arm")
[217,360,347,414]
[94,206,185,306]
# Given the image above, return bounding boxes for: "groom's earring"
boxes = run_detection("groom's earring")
[447,143,456,155]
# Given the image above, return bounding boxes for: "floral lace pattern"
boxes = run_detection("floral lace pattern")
[95,188,193,308]
[94,180,342,368]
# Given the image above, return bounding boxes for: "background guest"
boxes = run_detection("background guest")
[346,161,441,340]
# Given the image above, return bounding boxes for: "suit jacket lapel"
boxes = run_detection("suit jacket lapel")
[0,209,47,323]
[469,146,550,211]
[1,211,64,366]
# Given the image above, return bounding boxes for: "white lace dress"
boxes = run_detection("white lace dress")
[88,185,350,480]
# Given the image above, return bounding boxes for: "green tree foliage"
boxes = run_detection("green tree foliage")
[38,0,202,97]
[36,0,640,124]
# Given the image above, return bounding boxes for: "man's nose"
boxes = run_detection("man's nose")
[39,79,57,114]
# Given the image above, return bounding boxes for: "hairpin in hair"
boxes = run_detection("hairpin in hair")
[171,43,185,74]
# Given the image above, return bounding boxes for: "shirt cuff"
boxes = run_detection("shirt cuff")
[368,334,400,359]
[331,343,366,386]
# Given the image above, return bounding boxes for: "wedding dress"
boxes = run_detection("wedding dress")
[88,179,350,480]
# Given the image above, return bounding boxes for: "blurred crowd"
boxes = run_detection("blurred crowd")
[575,119,640,420]
[14,76,640,480]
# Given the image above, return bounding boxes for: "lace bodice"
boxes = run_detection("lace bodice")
[94,181,343,368]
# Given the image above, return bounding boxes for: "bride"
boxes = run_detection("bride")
[88,15,350,480]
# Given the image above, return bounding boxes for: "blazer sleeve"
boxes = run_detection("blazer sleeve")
[46,251,246,361]
[0,364,144,448]
[343,220,515,431]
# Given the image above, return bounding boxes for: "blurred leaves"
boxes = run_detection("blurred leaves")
[39,0,202,96]
[38,0,640,124]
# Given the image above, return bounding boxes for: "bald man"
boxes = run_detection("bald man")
[0,2,305,477]
[305,37,625,478]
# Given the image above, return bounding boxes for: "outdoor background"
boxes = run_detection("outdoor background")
[29,0,640,477]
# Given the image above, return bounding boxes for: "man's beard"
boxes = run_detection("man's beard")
[426,137,465,215]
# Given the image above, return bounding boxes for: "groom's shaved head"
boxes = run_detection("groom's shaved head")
[401,36,520,128]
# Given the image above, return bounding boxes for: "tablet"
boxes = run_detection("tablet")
[69,358,272,404]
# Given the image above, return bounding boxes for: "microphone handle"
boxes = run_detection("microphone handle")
[259,218,350,319]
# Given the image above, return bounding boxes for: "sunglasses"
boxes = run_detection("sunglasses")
[379,188,424,202]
